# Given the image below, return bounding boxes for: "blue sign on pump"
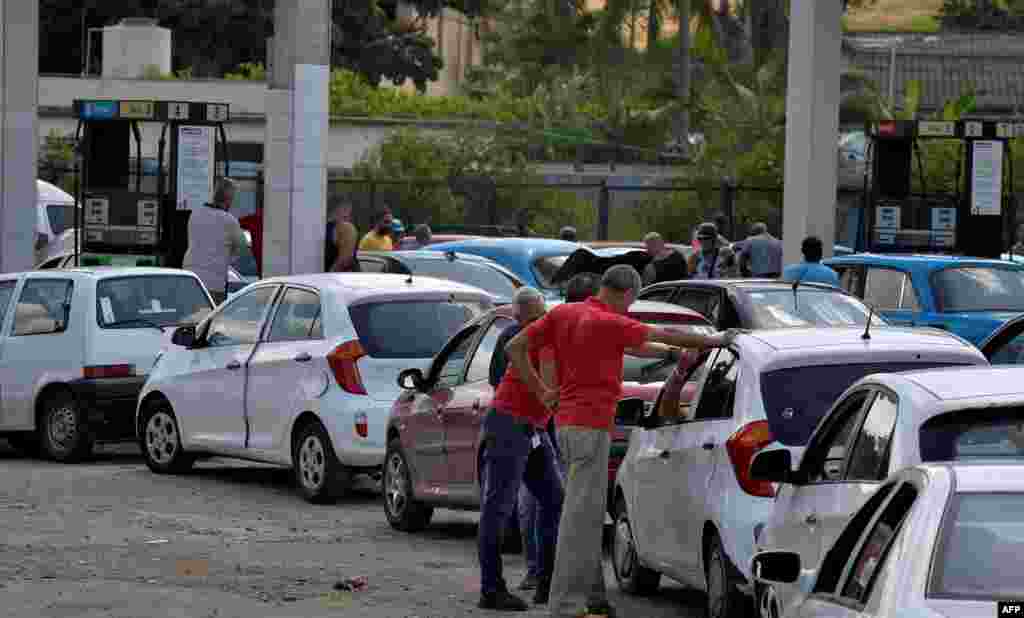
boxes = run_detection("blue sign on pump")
[79,100,117,120]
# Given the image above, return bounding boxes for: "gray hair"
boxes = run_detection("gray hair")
[601,264,642,295]
[513,286,545,308]
[643,231,663,243]
[212,178,236,206]
[414,224,432,243]
[750,222,768,235]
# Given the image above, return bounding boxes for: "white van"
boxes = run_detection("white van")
[35,180,78,266]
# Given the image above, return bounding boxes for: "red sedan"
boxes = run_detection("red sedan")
[383,301,714,531]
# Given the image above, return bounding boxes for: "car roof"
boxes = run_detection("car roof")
[918,462,1024,493]
[428,237,581,257]
[365,250,496,263]
[742,326,971,352]
[32,267,198,279]
[884,366,1024,402]
[258,273,493,299]
[826,253,1021,271]
[646,279,842,292]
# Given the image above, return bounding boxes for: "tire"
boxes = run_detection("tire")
[611,496,660,595]
[293,419,350,504]
[139,401,195,474]
[705,532,754,618]
[383,439,433,532]
[757,583,781,618]
[39,389,93,462]
[4,432,40,456]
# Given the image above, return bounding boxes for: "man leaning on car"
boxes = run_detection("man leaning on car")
[505,265,738,618]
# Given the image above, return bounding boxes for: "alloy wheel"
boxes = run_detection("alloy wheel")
[385,452,409,519]
[47,404,78,454]
[298,434,326,491]
[613,516,637,580]
[707,546,727,618]
[145,410,179,466]
[759,585,780,618]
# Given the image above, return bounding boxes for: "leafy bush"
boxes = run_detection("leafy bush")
[224,62,267,81]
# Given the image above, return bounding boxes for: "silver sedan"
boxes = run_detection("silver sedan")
[752,461,1024,618]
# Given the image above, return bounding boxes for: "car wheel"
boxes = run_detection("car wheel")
[140,402,195,474]
[4,432,40,456]
[383,439,433,531]
[611,496,660,595]
[39,389,93,462]
[757,583,781,618]
[293,419,350,504]
[706,531,753,618]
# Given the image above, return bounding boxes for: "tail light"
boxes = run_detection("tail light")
[725,420,775,498]
[354,412,368,438]
[83,364,135,379]
[327,340,368,395]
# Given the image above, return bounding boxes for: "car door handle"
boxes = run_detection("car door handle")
[658,449,671,459]
[702,441,715,450]
[294,352,312,362]
[226,360,242,370]
[472,400,481,411]
[805,513,818,525]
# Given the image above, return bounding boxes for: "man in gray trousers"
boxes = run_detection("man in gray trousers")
[505,265,738,617]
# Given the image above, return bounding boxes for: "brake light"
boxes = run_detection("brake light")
[354,412,368,438]
[327,340,368,395]
[725,420,775,498]
[83,364,135,379]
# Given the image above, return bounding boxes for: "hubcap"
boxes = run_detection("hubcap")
[385,452,408,518]
[145,411,179,465]
[47,404,78,451]
[707,548,726,618]
[298,434,326,491]
[759,585,780,618]
[613,516,636,579]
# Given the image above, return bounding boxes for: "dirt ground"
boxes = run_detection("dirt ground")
[0,442,705,618]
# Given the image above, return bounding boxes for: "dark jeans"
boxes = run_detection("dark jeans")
[479,408,564,596]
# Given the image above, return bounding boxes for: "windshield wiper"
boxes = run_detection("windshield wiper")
[104,318,165,332]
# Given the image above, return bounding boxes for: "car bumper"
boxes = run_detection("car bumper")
[68,376,147,440]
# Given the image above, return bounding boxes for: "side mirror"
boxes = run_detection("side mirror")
[750,448,795,484]
[171,325,196,348]
[397,368,425,391]
[752,551,801,585]
[615,398,647,426]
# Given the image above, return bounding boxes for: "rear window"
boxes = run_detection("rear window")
[349,299,487,358]
[760,362,971,446]
[623,324,716,383]
[746,289,885,328]
[919,408,1024,461]
[405,260,519,299]
[46,204,75,236]
[930,492,1024,600]
[532,255,570,290]
[932,266,1024,312]
[96,275,213,328]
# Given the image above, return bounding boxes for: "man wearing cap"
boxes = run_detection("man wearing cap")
[559,226,577,242]
[390,218,406,248]
[505,265,738,617]
[688,222,737,279]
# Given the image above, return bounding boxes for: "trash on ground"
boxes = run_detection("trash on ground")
[333,576,368,592]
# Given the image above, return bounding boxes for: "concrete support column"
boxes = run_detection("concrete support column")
[0,0,39,273]
[782,0,843,265]
[263,0,331,277]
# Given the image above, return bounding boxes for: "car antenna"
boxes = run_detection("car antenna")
[862,304,875,340]
[791,274,801,312]
[406,263,414,284]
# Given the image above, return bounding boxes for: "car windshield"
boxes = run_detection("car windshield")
[96,275,213,328]
[349,299,487,358]
[531,255,571,290]
[746,288,885,328]
[47,204,75,236]
[932,266,1024,312]
[919,407,1024,460]
[760,361,974,446]
[623,323,716,383]
[403,260,520,300]
[930,492,1024,600]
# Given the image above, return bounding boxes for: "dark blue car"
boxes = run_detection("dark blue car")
[825,253,1024,346]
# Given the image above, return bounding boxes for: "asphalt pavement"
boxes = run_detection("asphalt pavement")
[0,441,705,618]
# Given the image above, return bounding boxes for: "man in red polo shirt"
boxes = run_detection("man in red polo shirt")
[506,265,737,618]
[477,287,563,611]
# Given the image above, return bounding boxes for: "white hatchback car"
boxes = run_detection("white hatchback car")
[0,268,214,461]
[136,273,493,503]
[751,365,1024,618]
[612,327,987,618]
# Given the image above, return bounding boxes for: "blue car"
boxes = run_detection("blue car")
[425,237,582,300]
[824,253,1024,346]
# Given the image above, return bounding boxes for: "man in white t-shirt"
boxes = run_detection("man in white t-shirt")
[183,179,245,304]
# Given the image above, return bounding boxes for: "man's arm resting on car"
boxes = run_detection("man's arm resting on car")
[647,326,738,350]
